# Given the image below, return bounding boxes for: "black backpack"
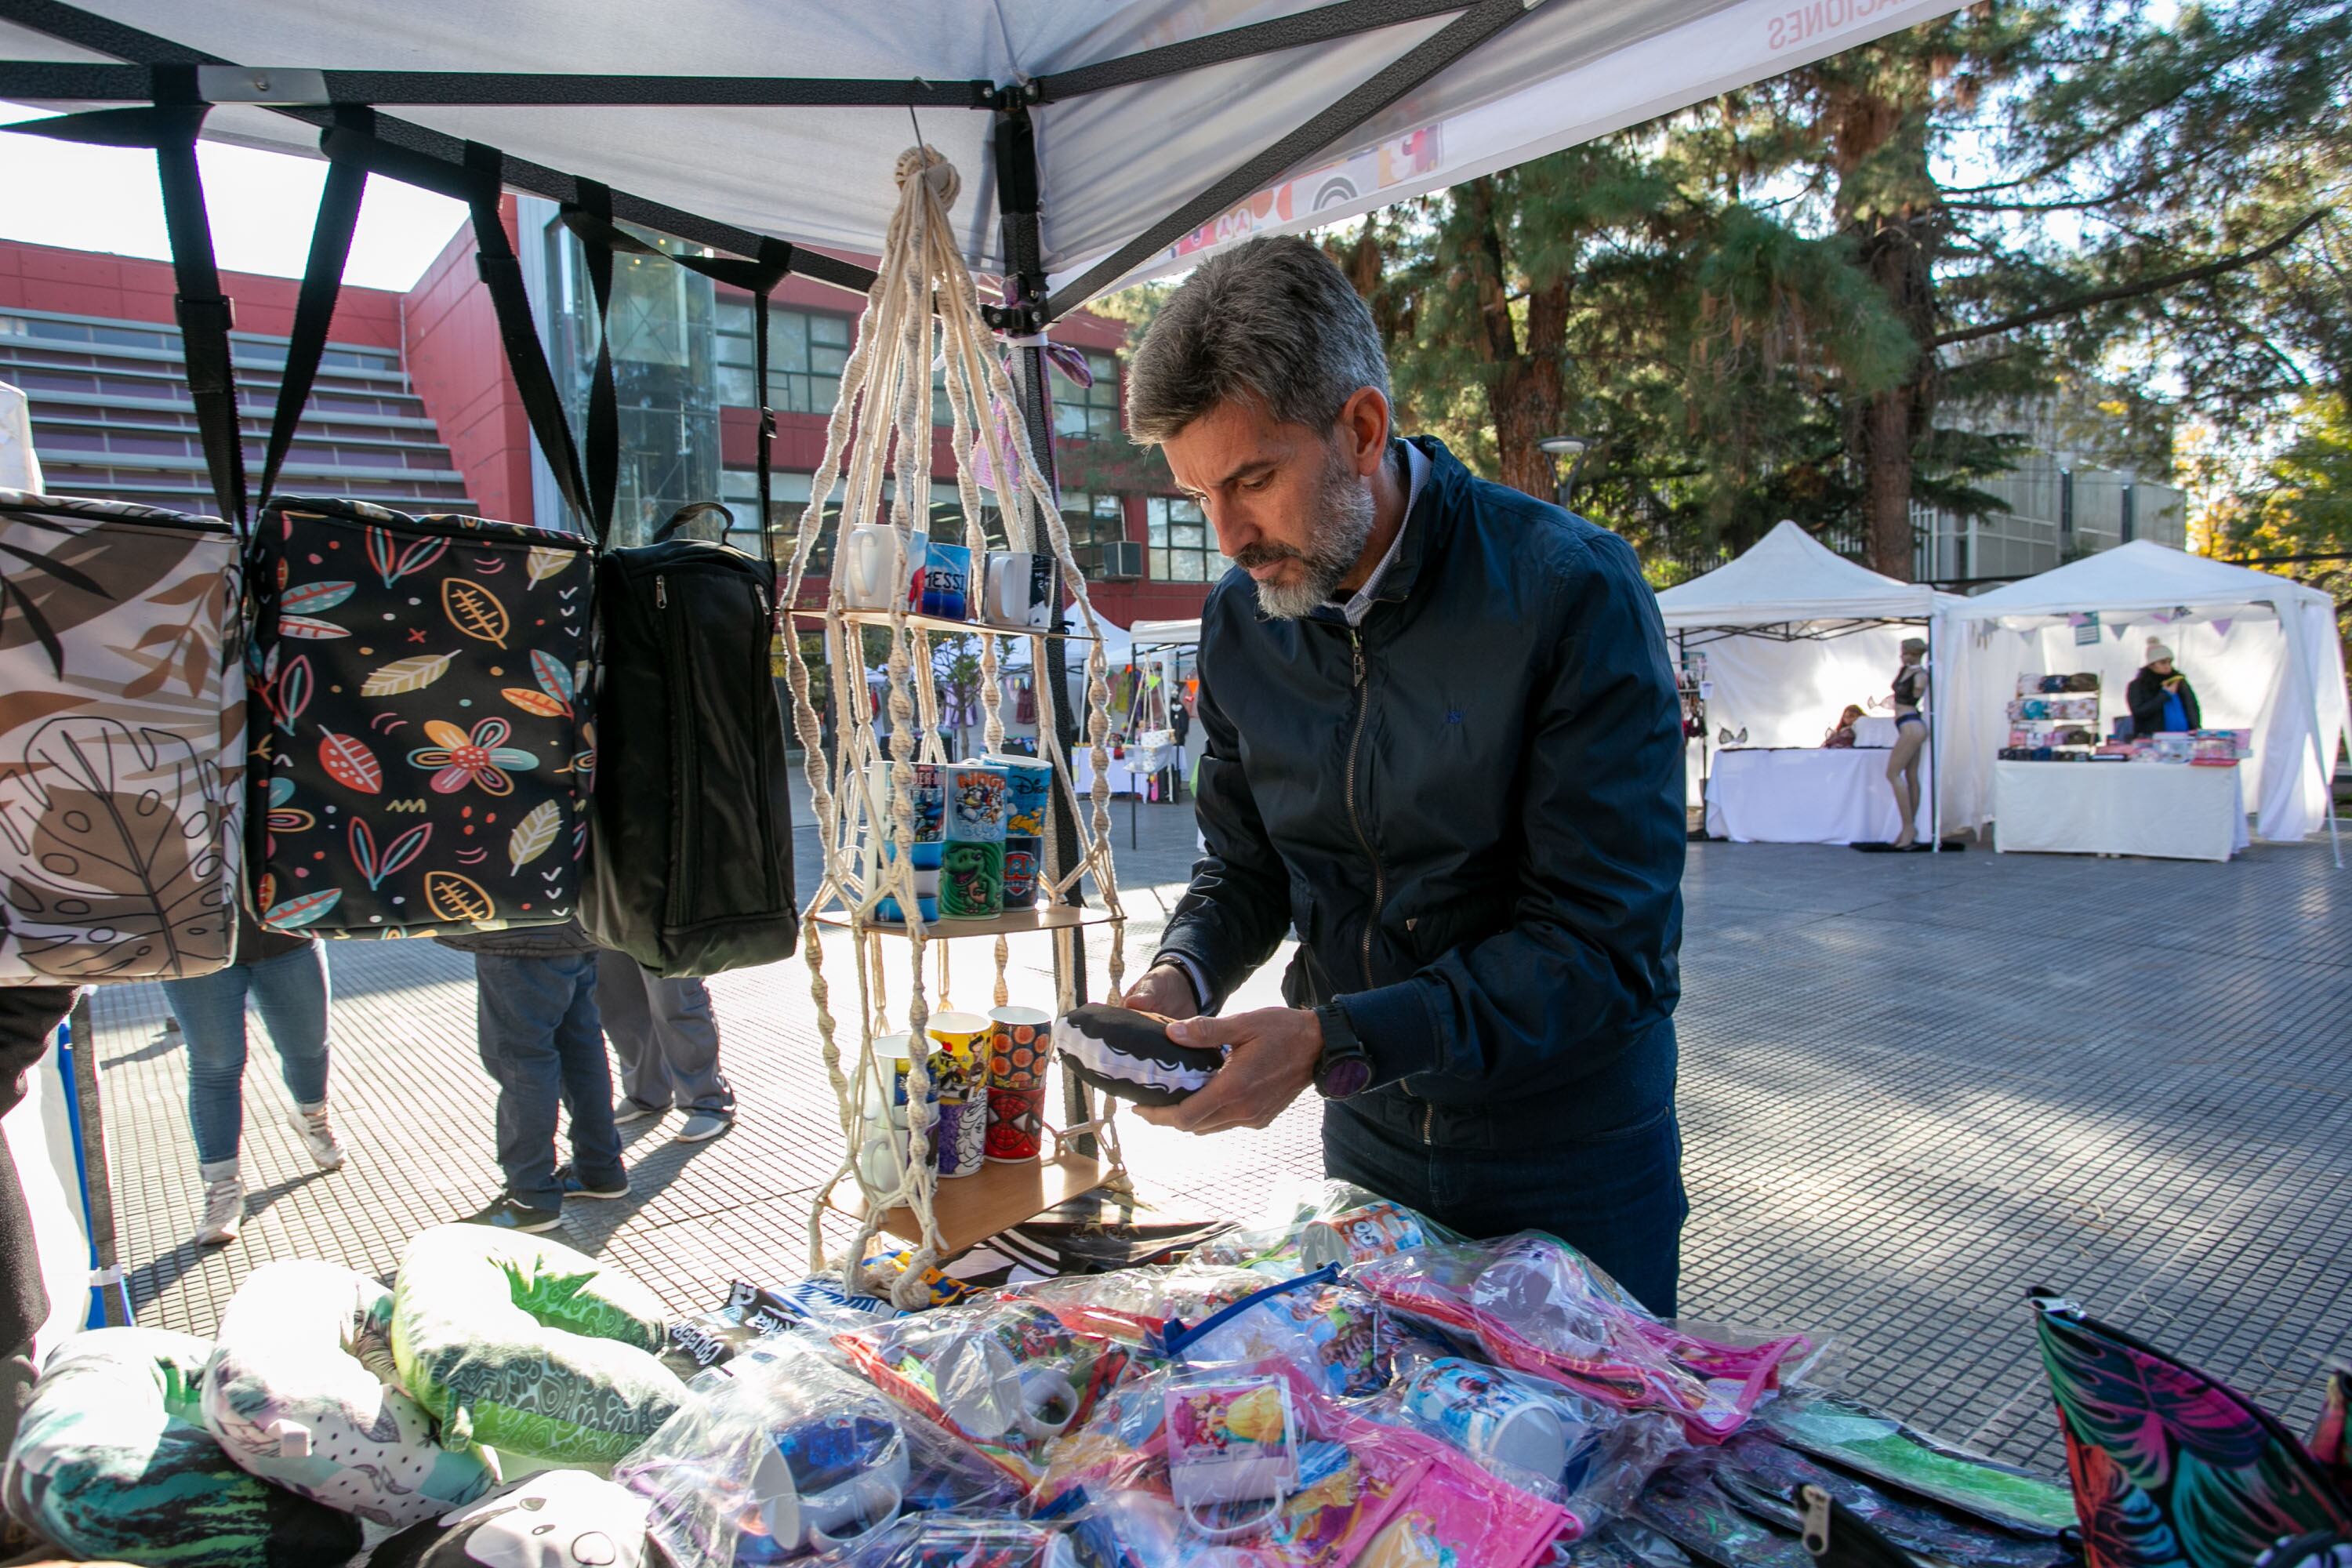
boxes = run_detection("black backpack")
[583,504,797,975]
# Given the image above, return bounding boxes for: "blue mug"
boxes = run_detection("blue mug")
[983,753,1053,837]
[921,542,972,621]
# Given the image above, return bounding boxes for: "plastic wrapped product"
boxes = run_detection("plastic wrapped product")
[1759,1395,2074,1537]
[1354,1233,1815,1444]
[1053,1004,1225,1106]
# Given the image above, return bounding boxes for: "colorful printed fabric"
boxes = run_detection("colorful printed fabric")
[245,497,592,938]
[2314,1364,2350,1501]
[389,1224,684,1466]
[1356,1232,1811,1443]
[0,492,245,982]
[2033,1295,2352,1568]
[200,1258,493,1529]
[1,1327,362,1568]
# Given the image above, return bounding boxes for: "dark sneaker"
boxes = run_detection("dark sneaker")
[556,1163,630,1200]
[462,1196,561,1233]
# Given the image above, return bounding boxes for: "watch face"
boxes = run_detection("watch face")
[1320,1055,1373,1100]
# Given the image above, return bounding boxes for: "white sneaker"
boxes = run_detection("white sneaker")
[196,1163,244,1247]
[613,1100,669,1126]
[292,1102,347,1172]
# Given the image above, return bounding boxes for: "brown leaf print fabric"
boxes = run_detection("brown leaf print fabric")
[0,492,245,983]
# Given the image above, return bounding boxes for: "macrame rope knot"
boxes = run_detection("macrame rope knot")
[895,144,961,205]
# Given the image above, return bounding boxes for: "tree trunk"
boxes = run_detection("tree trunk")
[1457,176,1574,503]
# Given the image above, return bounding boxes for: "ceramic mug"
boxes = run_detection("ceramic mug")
[986,1082,1046,1163]
[1400,1357,1570,1482]
[946,760,1010,842]
[933,1097,986,1178]
[1001,835,1041,907]
[927,1010,990,1066]
[920,541,973,621]
[933,1331,1080,1442]
[982,754,1053,837]
[752,1413,909,1555]
[867,760,946,844]
[986,1006,1051,1091]
[844,526,927,612]
[1298,1200,1428,1269]
[939,840,1006,920]
[982,550,1055,630]
[892,1520,1075,1568]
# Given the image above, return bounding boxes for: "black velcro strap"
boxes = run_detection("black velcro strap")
[561,180,621,541]
[260,107,372,508]
[463,142,593,536]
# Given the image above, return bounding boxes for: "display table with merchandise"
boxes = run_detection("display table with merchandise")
[1075,744,1188,799]
[1991,760,2249,862]
[1705,746,1925,844]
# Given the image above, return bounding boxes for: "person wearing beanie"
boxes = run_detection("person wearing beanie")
[1886,637,1931,848]
[2129,639,2203,738]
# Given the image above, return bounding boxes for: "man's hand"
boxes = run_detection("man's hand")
[2165,675,2185,690]
[1120,963,1203,1022]
[1134,1007,1323,1134]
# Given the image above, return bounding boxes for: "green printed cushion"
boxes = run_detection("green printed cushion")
[391,1225,685,1465]
[1,1327,362,1568]
[201,1258,495,1529]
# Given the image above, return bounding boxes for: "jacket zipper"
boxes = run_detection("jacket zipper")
[1345,629,1427,1143]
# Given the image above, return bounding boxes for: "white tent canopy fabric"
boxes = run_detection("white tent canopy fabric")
[1127,618,1201,648]
[1942,541,2347,847]
[1656,523,1951,821]
[1656,519,1941,629]
[3,0,1965,304]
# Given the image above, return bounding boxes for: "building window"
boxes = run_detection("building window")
[1053,352,1121,441]
[1146,495,1226,583]
[714,301,853,415]
[1056,492,1129,577]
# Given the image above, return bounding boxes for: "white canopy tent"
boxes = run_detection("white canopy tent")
[2,0,1968,313]
[1940,540,2347,858]
[1656,521,1957,840]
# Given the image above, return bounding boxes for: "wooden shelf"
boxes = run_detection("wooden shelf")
[844,1152,1107,1253]
[793,608,1095,641]
[813,903,1115,938]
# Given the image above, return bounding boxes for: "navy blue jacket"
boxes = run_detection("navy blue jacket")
[1156,437,1685,1148]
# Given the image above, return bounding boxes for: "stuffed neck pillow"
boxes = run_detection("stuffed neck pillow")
[1054,1004,1223,1106]
[368,1469,656,1568]
[2,1327,364,1568]
[202,1258,495,1530]
[391,1225,688,1466]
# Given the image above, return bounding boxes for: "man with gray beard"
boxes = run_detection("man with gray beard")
[1119,236,1689,1313]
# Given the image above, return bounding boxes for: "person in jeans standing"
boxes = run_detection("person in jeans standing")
[597,951,735,1142]
[438,920,626,1232]
[158,914,344,1247]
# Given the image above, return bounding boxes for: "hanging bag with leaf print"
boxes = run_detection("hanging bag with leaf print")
[245,498,594,937]
[0,94,257,982]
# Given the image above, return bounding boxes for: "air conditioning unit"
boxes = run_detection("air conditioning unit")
[1100,540,1145,582]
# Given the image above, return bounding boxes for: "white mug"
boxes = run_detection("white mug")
[982,550,1054,630]
[753,1434,909,1554]
[844,526,926,612]
[934,1334,1080,1441]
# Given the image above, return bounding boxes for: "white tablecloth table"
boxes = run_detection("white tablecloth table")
[1991,761,2249,862]
[1704,747,1922,844]
[1074,746,1186,797]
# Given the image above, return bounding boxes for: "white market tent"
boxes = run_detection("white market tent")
[1655,521,1957,836]
[1127,618,1202,648]
[1941,540,2348,858]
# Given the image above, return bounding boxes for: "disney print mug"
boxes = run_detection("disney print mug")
[1399,1356,1570,1482]
[1298,1200,1428,1269]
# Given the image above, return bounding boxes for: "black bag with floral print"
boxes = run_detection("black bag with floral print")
[245,497,594,938]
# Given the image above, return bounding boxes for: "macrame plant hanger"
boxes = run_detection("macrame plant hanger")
[778,147,1130,1308]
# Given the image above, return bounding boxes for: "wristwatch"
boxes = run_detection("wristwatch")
[1311,1002,1374,1100]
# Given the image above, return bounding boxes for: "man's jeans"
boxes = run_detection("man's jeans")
[474,952,622,1212]
[594,950,734,1118]
[158,943,332,1167]
[1323,1094,1690,1317]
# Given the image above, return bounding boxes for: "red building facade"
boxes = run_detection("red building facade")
[0,209,1214,630]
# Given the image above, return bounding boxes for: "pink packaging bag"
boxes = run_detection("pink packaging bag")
[1356,1421,1576,1568]
[1354,1234,1811,1443]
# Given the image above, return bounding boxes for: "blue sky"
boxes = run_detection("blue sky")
[0,102,470,292]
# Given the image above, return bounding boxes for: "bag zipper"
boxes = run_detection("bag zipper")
[1346,628,1427,1143]
[1801,1486,1832,1558]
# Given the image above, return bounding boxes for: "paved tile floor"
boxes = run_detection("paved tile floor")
[85,786,2351,1473]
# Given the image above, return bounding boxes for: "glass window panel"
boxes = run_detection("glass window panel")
[715,365,754,407]
[1149,548,1170,580]
[1093,494,1122,520]
[812,314,851,346]
[1172,522,1205,548]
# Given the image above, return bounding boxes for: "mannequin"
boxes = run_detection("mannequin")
[1886,637,1929,848]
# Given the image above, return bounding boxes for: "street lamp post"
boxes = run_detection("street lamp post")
[1537,434,1592,511]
